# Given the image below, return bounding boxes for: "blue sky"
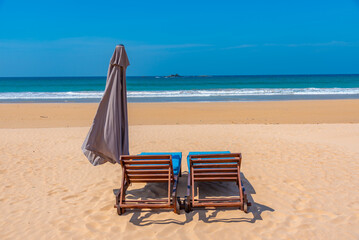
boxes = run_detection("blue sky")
[0,0,359,77]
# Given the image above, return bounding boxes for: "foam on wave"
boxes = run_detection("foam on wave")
[0,88,359,100]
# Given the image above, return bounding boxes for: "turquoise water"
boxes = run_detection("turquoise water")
[0,75,359,102]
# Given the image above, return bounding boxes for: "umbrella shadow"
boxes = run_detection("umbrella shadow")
[115,173,274,225]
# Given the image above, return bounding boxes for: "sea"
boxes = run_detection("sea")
[1,74,359,103]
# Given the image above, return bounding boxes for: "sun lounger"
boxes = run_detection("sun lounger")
[114,152,182,215]
[184,151,250,213]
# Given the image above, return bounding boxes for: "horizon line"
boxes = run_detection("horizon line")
[1,73,359,78]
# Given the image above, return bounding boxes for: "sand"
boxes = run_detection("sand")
[0,101,359,239]
[1,99,359,128]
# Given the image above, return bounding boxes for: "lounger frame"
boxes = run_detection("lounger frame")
[184,153,250,213]
[114,155,181,215]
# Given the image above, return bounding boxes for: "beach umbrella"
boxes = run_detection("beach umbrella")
[82,44,130,166]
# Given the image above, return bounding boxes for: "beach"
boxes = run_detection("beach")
[1,100,359,239]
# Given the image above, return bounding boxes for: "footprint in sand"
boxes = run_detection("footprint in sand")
[84,209,94,215]
[99,203,113,211]
[61,195,78,201]
[48,187,68,196]
[292,197,311,210]
[88,214,110,221]
[85,222,101,232]
[110,226,122,232]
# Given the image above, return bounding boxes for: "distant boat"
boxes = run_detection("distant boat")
[165,74,182,78]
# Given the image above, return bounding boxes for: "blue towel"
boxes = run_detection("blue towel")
[139,152,182,176]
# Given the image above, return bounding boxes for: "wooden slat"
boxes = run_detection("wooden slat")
[195,198,241,202]
[194,176,238,181]
[193,202,242,207]
[194,172,238,177]
[128,174,169,179]
[191,158,239,163]
[124,199,168,203]
[193,168,237,173]
[123,160,170,165]
[119,203,171,209]
[126,169,169,174]
[125,165,169,170]
[167,168,171,204]
[191,165,195,206]
[121,155,171,160]
[129,179,169,183]
[237,163,244,211]
[192,163,238,168]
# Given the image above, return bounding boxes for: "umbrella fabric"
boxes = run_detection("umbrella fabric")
[82,45,130,166]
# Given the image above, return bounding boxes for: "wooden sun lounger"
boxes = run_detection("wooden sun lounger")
[114,153,182,215]
[184,152,251,213]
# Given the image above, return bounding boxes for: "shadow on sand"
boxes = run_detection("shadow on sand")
[114,172,274,226]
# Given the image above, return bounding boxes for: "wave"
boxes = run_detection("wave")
[128,88,359,97]
[1,88,359,100]
[0,91,103,100]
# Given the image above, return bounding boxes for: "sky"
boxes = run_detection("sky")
[0,0,359,77]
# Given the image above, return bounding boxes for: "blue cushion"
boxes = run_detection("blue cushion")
[139,152,182,176]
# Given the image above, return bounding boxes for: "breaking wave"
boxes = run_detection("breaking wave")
[1,88,359,100]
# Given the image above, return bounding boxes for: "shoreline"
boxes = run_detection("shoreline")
[1,99,359,128]
[1,93,359,103]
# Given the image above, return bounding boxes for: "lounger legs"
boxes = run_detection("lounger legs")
[172,176,181,214]
[184,195,192,213]
[184,171,193,213]
[114,181,129,215]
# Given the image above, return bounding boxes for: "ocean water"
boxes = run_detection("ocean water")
[0,75,359,102]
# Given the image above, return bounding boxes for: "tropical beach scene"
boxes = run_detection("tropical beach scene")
[1,1,359,239]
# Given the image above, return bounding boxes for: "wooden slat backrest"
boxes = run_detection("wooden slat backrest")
[190,153,242,181]
[120,155,174,183]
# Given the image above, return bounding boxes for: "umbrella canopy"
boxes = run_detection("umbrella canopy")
[82,44,130,166]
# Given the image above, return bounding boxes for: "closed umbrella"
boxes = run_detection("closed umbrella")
[82,44,130,165]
